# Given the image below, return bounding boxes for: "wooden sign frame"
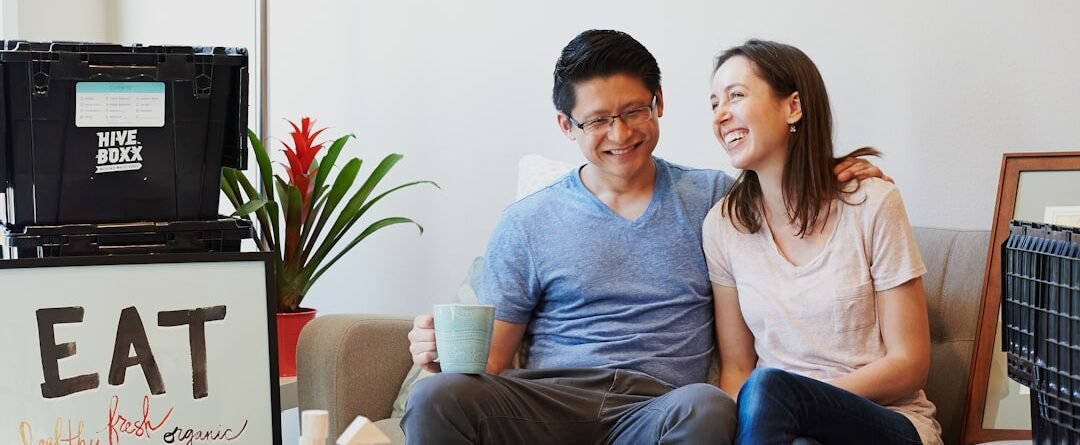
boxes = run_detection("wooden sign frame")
[0,252,281,445]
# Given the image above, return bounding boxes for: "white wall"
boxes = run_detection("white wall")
[4,0,1080,318]
[261,0,1080,318]
[2,0,111,41]
[109,0,254,47]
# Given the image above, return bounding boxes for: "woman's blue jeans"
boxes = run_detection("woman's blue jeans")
[736,368,922,445]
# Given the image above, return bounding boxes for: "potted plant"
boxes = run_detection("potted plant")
[221,117,437,376]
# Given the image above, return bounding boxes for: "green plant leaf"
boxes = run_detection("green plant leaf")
[313,186,331,215]
[275,177,292,258]
[346,180,439,235]
[298,184,329,255]
[310,154,404,269]
[299,185,331,265]
[301,158,362,261]
[309,179,437,275]
[234,171,277,251]
[241,132,283,252]
[231,198,268,217]
[274,257,289,312]
[313,134,353,196]
[248,130,275,203]
[223,168,272,249]
[303,135,350,223]
[221,169,243,209]
[283,184,304,273]
[304,158,321,216]
[303,217,423,295]
[275,175,290,215]
[233,170,261,203]
[247,130,281,251]
[264,200,282,254]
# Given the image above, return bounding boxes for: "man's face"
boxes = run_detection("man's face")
[557,73,664,184]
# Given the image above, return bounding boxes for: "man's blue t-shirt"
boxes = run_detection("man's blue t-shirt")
[479,157,734,388]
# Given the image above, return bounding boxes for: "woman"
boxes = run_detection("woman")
[702,40,941,445]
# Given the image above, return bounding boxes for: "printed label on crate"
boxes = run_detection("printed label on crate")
[75,82,165,128]
[95,129,144,174]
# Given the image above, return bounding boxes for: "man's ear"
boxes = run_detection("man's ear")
[654,87,665,119]
[786,91,802,125]
[557,113,577,141]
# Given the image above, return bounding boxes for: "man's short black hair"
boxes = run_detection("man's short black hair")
[552,30,661,118]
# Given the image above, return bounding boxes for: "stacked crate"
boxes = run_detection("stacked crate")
[0,41,252,258]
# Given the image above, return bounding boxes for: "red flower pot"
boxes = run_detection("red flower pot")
[276,307,316,377]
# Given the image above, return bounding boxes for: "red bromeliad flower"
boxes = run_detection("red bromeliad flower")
[281,117,327,212]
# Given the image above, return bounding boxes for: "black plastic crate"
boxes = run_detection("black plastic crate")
[1001,220,1080,440]
[1032,395,1080,445]
[1002,222,1047,387]
[4,218,252,258]
[0,41,248,231]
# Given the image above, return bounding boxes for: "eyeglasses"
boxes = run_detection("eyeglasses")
[568,98,656,135]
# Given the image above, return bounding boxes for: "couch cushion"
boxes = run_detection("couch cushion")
[516,154,576,200]
[390,365,433,419]
[297,314,414,437]
[912,227,989,445]
[915,228,989,343]
[454,256,485,305]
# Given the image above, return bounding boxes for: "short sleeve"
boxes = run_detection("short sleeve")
[478,212,542,324]
[718,172,736,199]
[702,203,737,287]
[868,185,928,291]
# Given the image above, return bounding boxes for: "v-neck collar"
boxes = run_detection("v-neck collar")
[759,201,845,275]
[572,157,668,226]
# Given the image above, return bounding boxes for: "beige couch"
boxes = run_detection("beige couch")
[297,227,990,444]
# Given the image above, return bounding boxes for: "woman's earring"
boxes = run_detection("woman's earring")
[789,124,796,133]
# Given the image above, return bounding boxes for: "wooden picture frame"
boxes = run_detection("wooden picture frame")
[962,151,1080,443]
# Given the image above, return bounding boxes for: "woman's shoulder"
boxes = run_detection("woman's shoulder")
[707,196,751,227]
[703,197,744,237]
[840,178,911,231]
[704,199,728,231]
[705,196,766,243]
[842,177,902,207]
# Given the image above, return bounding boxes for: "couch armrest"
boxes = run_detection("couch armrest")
[296,313,414,437]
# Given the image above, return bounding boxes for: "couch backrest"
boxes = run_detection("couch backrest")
[912,227,989,445]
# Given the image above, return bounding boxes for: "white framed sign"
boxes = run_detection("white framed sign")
[0,253,281,445]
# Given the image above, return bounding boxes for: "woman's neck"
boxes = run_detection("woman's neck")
[755,161,789,223]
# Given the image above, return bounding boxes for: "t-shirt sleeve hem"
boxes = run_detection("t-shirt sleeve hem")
[710,275,737,287]
[872,264,928,292]
[494,309,532,325]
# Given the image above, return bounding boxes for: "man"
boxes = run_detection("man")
[403,29,881,445]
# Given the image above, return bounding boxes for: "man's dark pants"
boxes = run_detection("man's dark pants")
[401,367,736,444]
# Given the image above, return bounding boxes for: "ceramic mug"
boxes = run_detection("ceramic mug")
[433,303,495,374]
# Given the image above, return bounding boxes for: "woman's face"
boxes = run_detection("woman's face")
[710,56,801,173]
